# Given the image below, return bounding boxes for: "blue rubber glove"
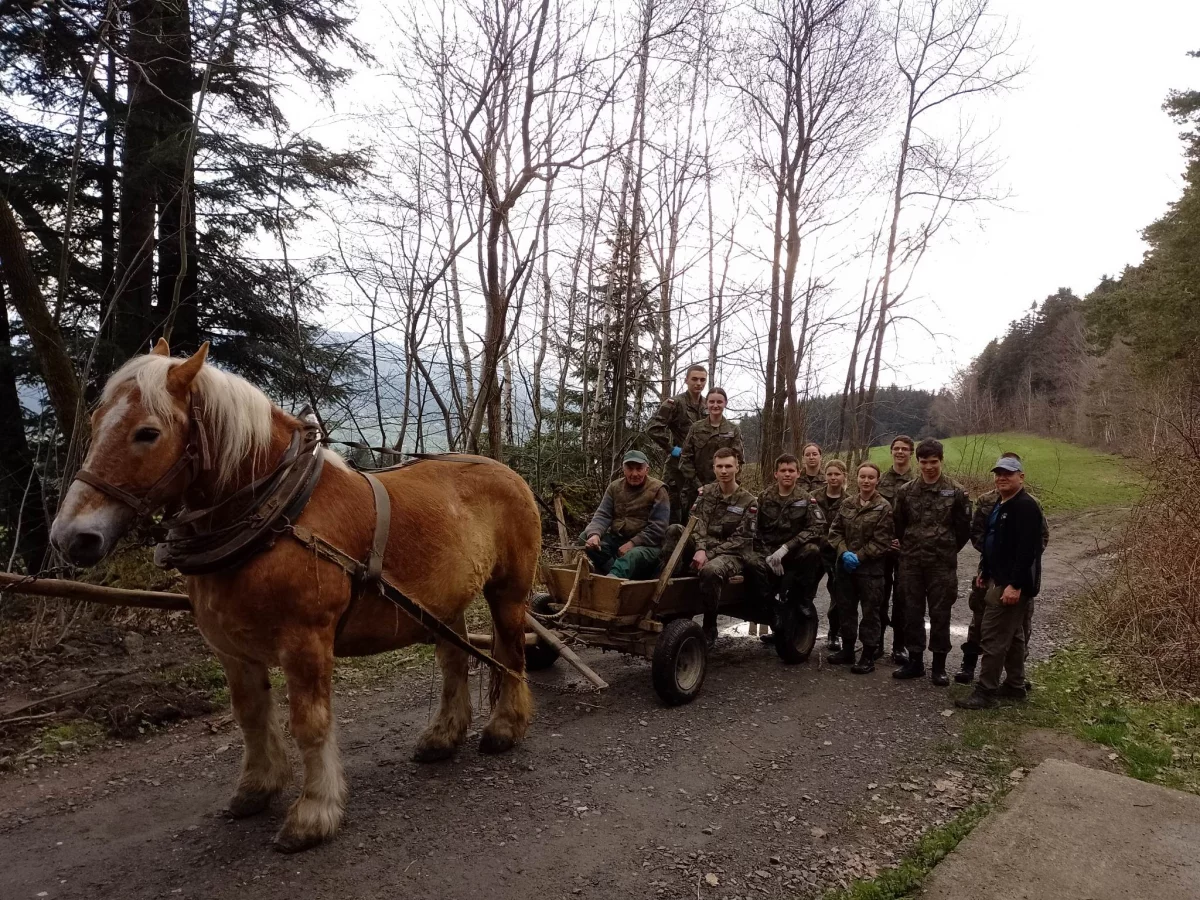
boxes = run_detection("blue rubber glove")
[671,446,682,458]
[841,551,860,572]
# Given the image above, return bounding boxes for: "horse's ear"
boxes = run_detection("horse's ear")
[150,337,170,357]
[166,342,209,398]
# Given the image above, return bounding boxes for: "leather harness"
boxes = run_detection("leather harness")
[72,407,518,678]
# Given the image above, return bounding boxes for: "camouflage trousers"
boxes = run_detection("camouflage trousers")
[838,572,884,652]
[744,550,821,614]
[977,582,1031,691]
[660,525,741,630]
[880,555,907,652]
[900,560,958,656]
[820,554,844,639]
[966,577,1034,661]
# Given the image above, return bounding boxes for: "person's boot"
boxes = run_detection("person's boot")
[851,646,876,674]
[954,643,979,685]
[955,687,998,710]
[997,680,1029,700]
[890,644,910,665]
[827,640,856,665]
[892,652,925,679]
[930,652,950,687]
[826,632,841,652]
[760,628,776,645]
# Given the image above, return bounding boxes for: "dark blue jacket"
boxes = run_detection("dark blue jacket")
[980,488,1045,598]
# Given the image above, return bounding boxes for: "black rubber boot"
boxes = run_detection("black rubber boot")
[930,652,950,687]
[851,647,876,674]
[998,681,1029,700]
[954,644,979,685]
[892,652,925,679]
[827,641,856,665]
[955,688,998,710]
[826,633,841,652]
[890,645,910,665]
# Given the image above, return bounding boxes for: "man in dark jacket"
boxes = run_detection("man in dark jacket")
[956,456,1046,710]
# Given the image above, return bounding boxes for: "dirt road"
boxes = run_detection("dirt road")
[0,512,1115,900]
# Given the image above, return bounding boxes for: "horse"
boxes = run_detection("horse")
[49,339,540,852]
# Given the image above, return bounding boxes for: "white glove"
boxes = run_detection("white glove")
[767,546,788,576]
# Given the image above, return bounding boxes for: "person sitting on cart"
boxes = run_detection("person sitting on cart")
[581,449,671,579]
[679,447,757,648]
[743,453,828,645]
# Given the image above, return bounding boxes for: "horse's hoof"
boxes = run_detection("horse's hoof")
[412,742,456,763]
[227,789,275,819]
[272,827,327,854]
[478,730,516,755]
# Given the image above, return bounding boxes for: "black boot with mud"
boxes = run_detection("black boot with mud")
[955,643,979,684]
[893,652,925,680]
[930,652,950,687]
[851,647,876,675]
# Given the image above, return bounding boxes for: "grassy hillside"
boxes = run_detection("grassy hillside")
[866,432,1143,513]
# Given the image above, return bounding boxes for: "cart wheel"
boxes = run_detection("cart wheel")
[775,603,818,665]
[652,619,708,706]
[525,593,560,671]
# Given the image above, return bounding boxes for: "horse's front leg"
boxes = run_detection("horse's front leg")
[413,611,472,762]
[274,638,345,853]
[218,652,292,818]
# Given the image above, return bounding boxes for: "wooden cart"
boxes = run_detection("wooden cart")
[526,522,819,705]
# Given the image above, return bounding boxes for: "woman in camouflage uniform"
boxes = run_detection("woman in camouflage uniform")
[679,388,744,516]
[815,459,848,652]
[826,462,895,674]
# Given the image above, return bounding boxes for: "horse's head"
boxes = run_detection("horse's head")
[51,339,210,566]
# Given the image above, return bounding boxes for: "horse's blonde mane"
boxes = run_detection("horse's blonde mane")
[103,354,276,486]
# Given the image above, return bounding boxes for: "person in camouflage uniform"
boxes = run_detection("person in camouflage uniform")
[799,443,827,495]
[877,435,916,663]
[675,447,756,647]
[827,462,896,674]
[956,453,1050,685]
[645,365,708,523]
[679,388,744,516]
[815,459,849,651]
[581,450,671,579]
[743,454,827,638]
[891,439,972,686]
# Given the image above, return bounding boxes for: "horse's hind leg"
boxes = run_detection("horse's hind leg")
[275,639,345,853]
[480,576,533,754]
[218,652,291,818]
[413,611,472,763]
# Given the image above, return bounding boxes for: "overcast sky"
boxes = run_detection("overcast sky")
[894,0,1200,390]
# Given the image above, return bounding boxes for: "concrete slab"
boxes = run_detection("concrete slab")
[921,758,1200,899]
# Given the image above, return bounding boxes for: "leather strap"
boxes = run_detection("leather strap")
[361,472,391,584]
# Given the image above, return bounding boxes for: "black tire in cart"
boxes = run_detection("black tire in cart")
[652,618,708,705]
[525,593,561,671]
[775,603,818,664]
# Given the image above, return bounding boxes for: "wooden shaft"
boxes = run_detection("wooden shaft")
[0,572,191,611]
[524,612,608,690]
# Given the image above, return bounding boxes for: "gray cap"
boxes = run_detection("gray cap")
[623,450,650,466]
[991,456,1024,474]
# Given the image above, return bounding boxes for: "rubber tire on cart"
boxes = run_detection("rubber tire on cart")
[525,593,561,671]
[774,603,818,664]
[651,619,708,706]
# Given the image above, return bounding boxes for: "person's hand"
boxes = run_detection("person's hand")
[618,541,634,557]
[841,551,859,573]
[585,534,601,550]
[692,550,709,570]
[671,446,682,458]
[1001,585,1021,605]
[890,538,900,550]
[767,546,788,576]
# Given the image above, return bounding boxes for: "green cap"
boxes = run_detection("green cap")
[622,450,650,466]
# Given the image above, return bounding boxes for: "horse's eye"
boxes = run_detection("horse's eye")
[134,427,161,443]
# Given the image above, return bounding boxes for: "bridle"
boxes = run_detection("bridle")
[73,395,214,520]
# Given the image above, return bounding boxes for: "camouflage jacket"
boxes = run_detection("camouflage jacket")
[893,475,972,567]
[972,489,1050,553]
[828,493,894,576]
[877,466,915,505]
[680,417,744,486]
[692,483,757,558]
[646,391,705,453]
[798,471,827,495]
[752,483,827,557]
[814,490,846,552]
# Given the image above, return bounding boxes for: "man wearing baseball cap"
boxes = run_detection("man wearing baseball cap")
[957,454,1047,709]
[581,450,671,579]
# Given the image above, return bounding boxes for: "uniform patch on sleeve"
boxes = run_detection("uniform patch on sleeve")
[666,398,675,404]
[939,489,956,496]
[727,505,745,515]
[791,499,808,507]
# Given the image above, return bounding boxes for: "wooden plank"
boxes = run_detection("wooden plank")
[524,613,608,690]
[640,514,697,626]
[553,493,578,565]
[0,572,191,611]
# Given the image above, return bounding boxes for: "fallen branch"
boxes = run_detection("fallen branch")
[0,671,132,721]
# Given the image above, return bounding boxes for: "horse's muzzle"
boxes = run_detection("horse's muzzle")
[57,528,107,567]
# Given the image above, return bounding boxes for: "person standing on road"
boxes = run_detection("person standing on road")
[581,450,671,579]
[891,439,972,687]
[679,388,744,517]
[799,443,827,495]
[815,460,849,652]
[956,452,1050,685]
[646,365,708,523]
[744,454,828,645]
[827,462,895,674]
[957,456,1047,710]
[877,435,916,663]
